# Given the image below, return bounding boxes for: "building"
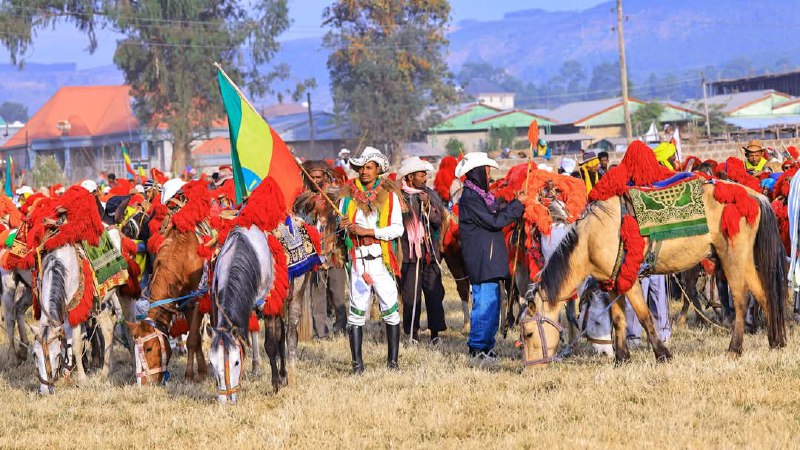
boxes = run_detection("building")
[463,79,516,110]
[710,70,800,97]
[687,89,800,139]
[0,85,174,183]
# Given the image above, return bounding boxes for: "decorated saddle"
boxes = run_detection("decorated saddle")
[628,178,709,241]
[81,230,129,298]
[272,215,321,278]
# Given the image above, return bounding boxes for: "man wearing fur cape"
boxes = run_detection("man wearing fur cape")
[338,147,405,373]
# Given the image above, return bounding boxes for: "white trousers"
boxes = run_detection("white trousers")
[348,256,400,326]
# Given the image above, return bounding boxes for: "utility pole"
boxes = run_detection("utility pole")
[701,71,712,140]
[307,92,315,151]
[616,0,632,144]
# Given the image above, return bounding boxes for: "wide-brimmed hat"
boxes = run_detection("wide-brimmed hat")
[162,178,187,204]
[742,139,765,153]
[398,156,434,178]
[215,165,234,186]
[454,152,499,177]
[559,158,577,174]
[349,146,390,173]
[15,185,33,196]
[580,151,599,165]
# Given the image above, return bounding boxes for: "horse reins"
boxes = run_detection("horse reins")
[134,318,170,384]
[520,308,563,367]
[36,326,66,388]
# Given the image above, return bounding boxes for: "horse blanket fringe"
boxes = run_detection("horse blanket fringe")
[629,179,709,241]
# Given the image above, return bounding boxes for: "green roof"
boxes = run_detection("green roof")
[472,109,557,128]
[429,104,502,132]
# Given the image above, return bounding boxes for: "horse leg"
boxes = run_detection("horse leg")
[251,329,262,378]
[97,304,115,379]
[743,269,774,348]
[626,280,672,362]
[15,284,31,362]
[286,277,305,388]
[1,271,18,363]
[609,294,630,364]
[279,316,287,386]
[188,305,207,382]
[263,316,280,393]
[444,251,471,331]
[71,325,88,382]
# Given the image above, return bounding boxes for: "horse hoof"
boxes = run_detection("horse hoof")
[726,350,742,360]
[280,376,288,387]
[15,348,27,362]
[614,355,630,366]
[272,382,280,394]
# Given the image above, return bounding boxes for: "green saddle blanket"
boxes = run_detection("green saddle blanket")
[82,231,128,292]
[628,179,709,241]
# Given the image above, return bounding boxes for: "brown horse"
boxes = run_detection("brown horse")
[127,228,208,384]
[523,182,786,365]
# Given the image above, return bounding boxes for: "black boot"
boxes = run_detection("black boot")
[386,323,400,370]
[348,325,364,374]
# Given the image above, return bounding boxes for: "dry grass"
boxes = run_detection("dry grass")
[2,277,800,449]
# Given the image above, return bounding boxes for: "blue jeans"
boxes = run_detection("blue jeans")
[468,281,501,351]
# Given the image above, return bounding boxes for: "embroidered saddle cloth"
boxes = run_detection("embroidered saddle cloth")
[628,178,709,241]
[81,230,129,298]
[272,216,321,278]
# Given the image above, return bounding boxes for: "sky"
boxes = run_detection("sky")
[0,0,606,69]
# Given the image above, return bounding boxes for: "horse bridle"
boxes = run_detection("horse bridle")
[214,332,245,400]
[521,283,564,367]
[35,326,67,388]
[134,319,171,384]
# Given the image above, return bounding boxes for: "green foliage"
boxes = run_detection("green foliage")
[31,155,66,188]
[631,102,665,137]
[444,137,463,157]
[0,101,28,122]
[487,126,516,151]
[324,0,458,162]
[699,104,728,137]
[0,1,310,169]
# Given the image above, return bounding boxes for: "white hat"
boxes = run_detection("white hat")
[102,186,111,194]
[338,148,351,158]
[79,179,98,193]
[162,178,187,204]
[134,184,145,194]
[559,158,577,174]
[14,185,33,196]
[454,152,499,178]
[349,146,390,173]
[398,156,434,178]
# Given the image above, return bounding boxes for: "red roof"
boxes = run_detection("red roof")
[3,85,137,149]
[192,137,230,155]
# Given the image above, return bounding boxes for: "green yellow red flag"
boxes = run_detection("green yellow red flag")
[215,64,302,206]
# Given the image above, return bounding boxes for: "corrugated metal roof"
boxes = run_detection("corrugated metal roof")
[268,111,355,142]
[541,132,593,142]
[724,115,800,130]
[698,89,790,114]
[402,141,442,157]
[546,97,623,124]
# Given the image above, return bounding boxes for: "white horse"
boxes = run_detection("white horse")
[32,229,132,394]
[1,261,32,364]
[577,279,614,358]
[209,226,276,403]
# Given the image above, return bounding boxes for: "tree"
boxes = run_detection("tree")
[324,0,458,163]
[699,104,728,138]
[487,126,516,151]
[0,1,309,170]
[31,155,66,188]
[444,137,463,157]
[631,101,665,137]
[0,101,28,122]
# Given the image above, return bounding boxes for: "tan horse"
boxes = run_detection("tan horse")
[127,229,208,384]
[523,182,786,365]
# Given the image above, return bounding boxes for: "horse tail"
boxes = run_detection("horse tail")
[754,197,787,348]
[213,228,261,336]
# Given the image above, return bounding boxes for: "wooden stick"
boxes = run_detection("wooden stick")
[213,62,261,118]
[295,159,345,218]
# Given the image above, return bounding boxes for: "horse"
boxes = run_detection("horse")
[127,226,208,384]
[1,263,32,364]
[522,182,786,365]
[576,278,614,358]
[209,226,279,401]
[32,236,128,394]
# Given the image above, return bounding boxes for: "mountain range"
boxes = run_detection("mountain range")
[2,0,799,115]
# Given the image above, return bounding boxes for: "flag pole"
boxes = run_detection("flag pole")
[213,62,262,117]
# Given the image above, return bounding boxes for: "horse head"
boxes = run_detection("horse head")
[209,330,244,403]
[126,319,172,385]
[520,283,562,368]
[31,323,66,395]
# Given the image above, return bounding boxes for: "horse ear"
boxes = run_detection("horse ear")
[125,321,138,334]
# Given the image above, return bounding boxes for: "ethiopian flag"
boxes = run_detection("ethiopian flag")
[216,65,302,206]
[121,143,137,179]
[3,156,12,197]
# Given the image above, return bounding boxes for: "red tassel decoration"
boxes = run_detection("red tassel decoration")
[169,317,189,338]
[713,181,759,242]
[262,233,289,317]
[248,312,260,332]
[67,258,96,327]
[616,215,645,294]
[433,156,459,202]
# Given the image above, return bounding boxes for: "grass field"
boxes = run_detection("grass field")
[2,277,800,449]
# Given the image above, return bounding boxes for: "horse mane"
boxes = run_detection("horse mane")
[210,330,241,354]
[214,228,261,335]
[42,254,67,322]
[540,226,579,302]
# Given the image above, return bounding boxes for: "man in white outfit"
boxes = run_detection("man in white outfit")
[338,147,405,373]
